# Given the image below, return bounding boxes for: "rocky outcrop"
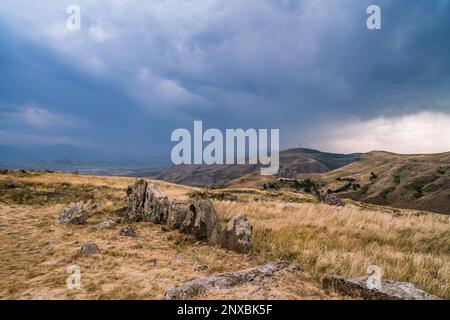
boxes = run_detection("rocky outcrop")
[80,242,100,258]
[221,214,252,253]
[165,262,297,300]
[323,275,441,300]
[167,201,190,230]
[126,179,147,222]
[56,203,86,225]
[125,180,251,252]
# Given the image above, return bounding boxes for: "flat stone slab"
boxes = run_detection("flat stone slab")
[323,275,441,300]
[165,262,299,300]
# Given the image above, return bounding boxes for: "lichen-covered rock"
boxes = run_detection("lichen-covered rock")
[192,199,221,244]
[179,204,196,234]
[56,203,86,225]
[221,213,253,253]
[80,242,100,258]
[167,201,190,230]
[126,179,148,222]
[165,262,293,300]
[143,184,170,224]
[95,219,117,230]
[323,275,441,300]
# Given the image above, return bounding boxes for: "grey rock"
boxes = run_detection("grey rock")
[165,262,292,300]
[126,179,148,222]
[179,205,196,234]
[119,225,140,237]
[322,275,441,300]
[56,203,86,225]
[180,199,220,244]
[143,184,170,224]
[167,201,190,230]
[95,219,117,230]
[80,242,100,258]
[221,213,253,254]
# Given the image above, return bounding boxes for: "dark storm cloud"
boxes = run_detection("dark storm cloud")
[0,0,449,155]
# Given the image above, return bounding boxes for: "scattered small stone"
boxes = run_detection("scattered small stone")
[95,219,117,230]
[119,225,140,237]
[80,242,100,258]
[56,203,86,225]
[148,258,157,266]
[133,243,143,249]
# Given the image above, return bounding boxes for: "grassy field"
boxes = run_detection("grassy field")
[0,172,448,299]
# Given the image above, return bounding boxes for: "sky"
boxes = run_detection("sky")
[0,0,449,160]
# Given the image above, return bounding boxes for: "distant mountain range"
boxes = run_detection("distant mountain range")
[0,144,167,174]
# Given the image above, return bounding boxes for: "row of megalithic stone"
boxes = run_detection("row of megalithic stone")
[126,179,253,254]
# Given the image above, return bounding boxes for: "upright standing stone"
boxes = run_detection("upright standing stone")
[126,179,148,222]
[143,184,170,224]
[192,198,221,244]
[221,213,253,253]
[167,201,190,230]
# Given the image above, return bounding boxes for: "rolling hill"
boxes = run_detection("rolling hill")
[227,150,450,214]
[147,148,361,188]
[319,151,450,214]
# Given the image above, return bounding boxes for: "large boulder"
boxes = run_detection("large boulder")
[323,275,441,300]
[56,203,86,225]
[221,213,253,253]
[143,184,170,224]
[126,179,148,222]
[180,199,220,244]
[167,201,190,230]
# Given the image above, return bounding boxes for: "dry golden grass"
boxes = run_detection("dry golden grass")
[215,201,450,298]
[0,172,448,299]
